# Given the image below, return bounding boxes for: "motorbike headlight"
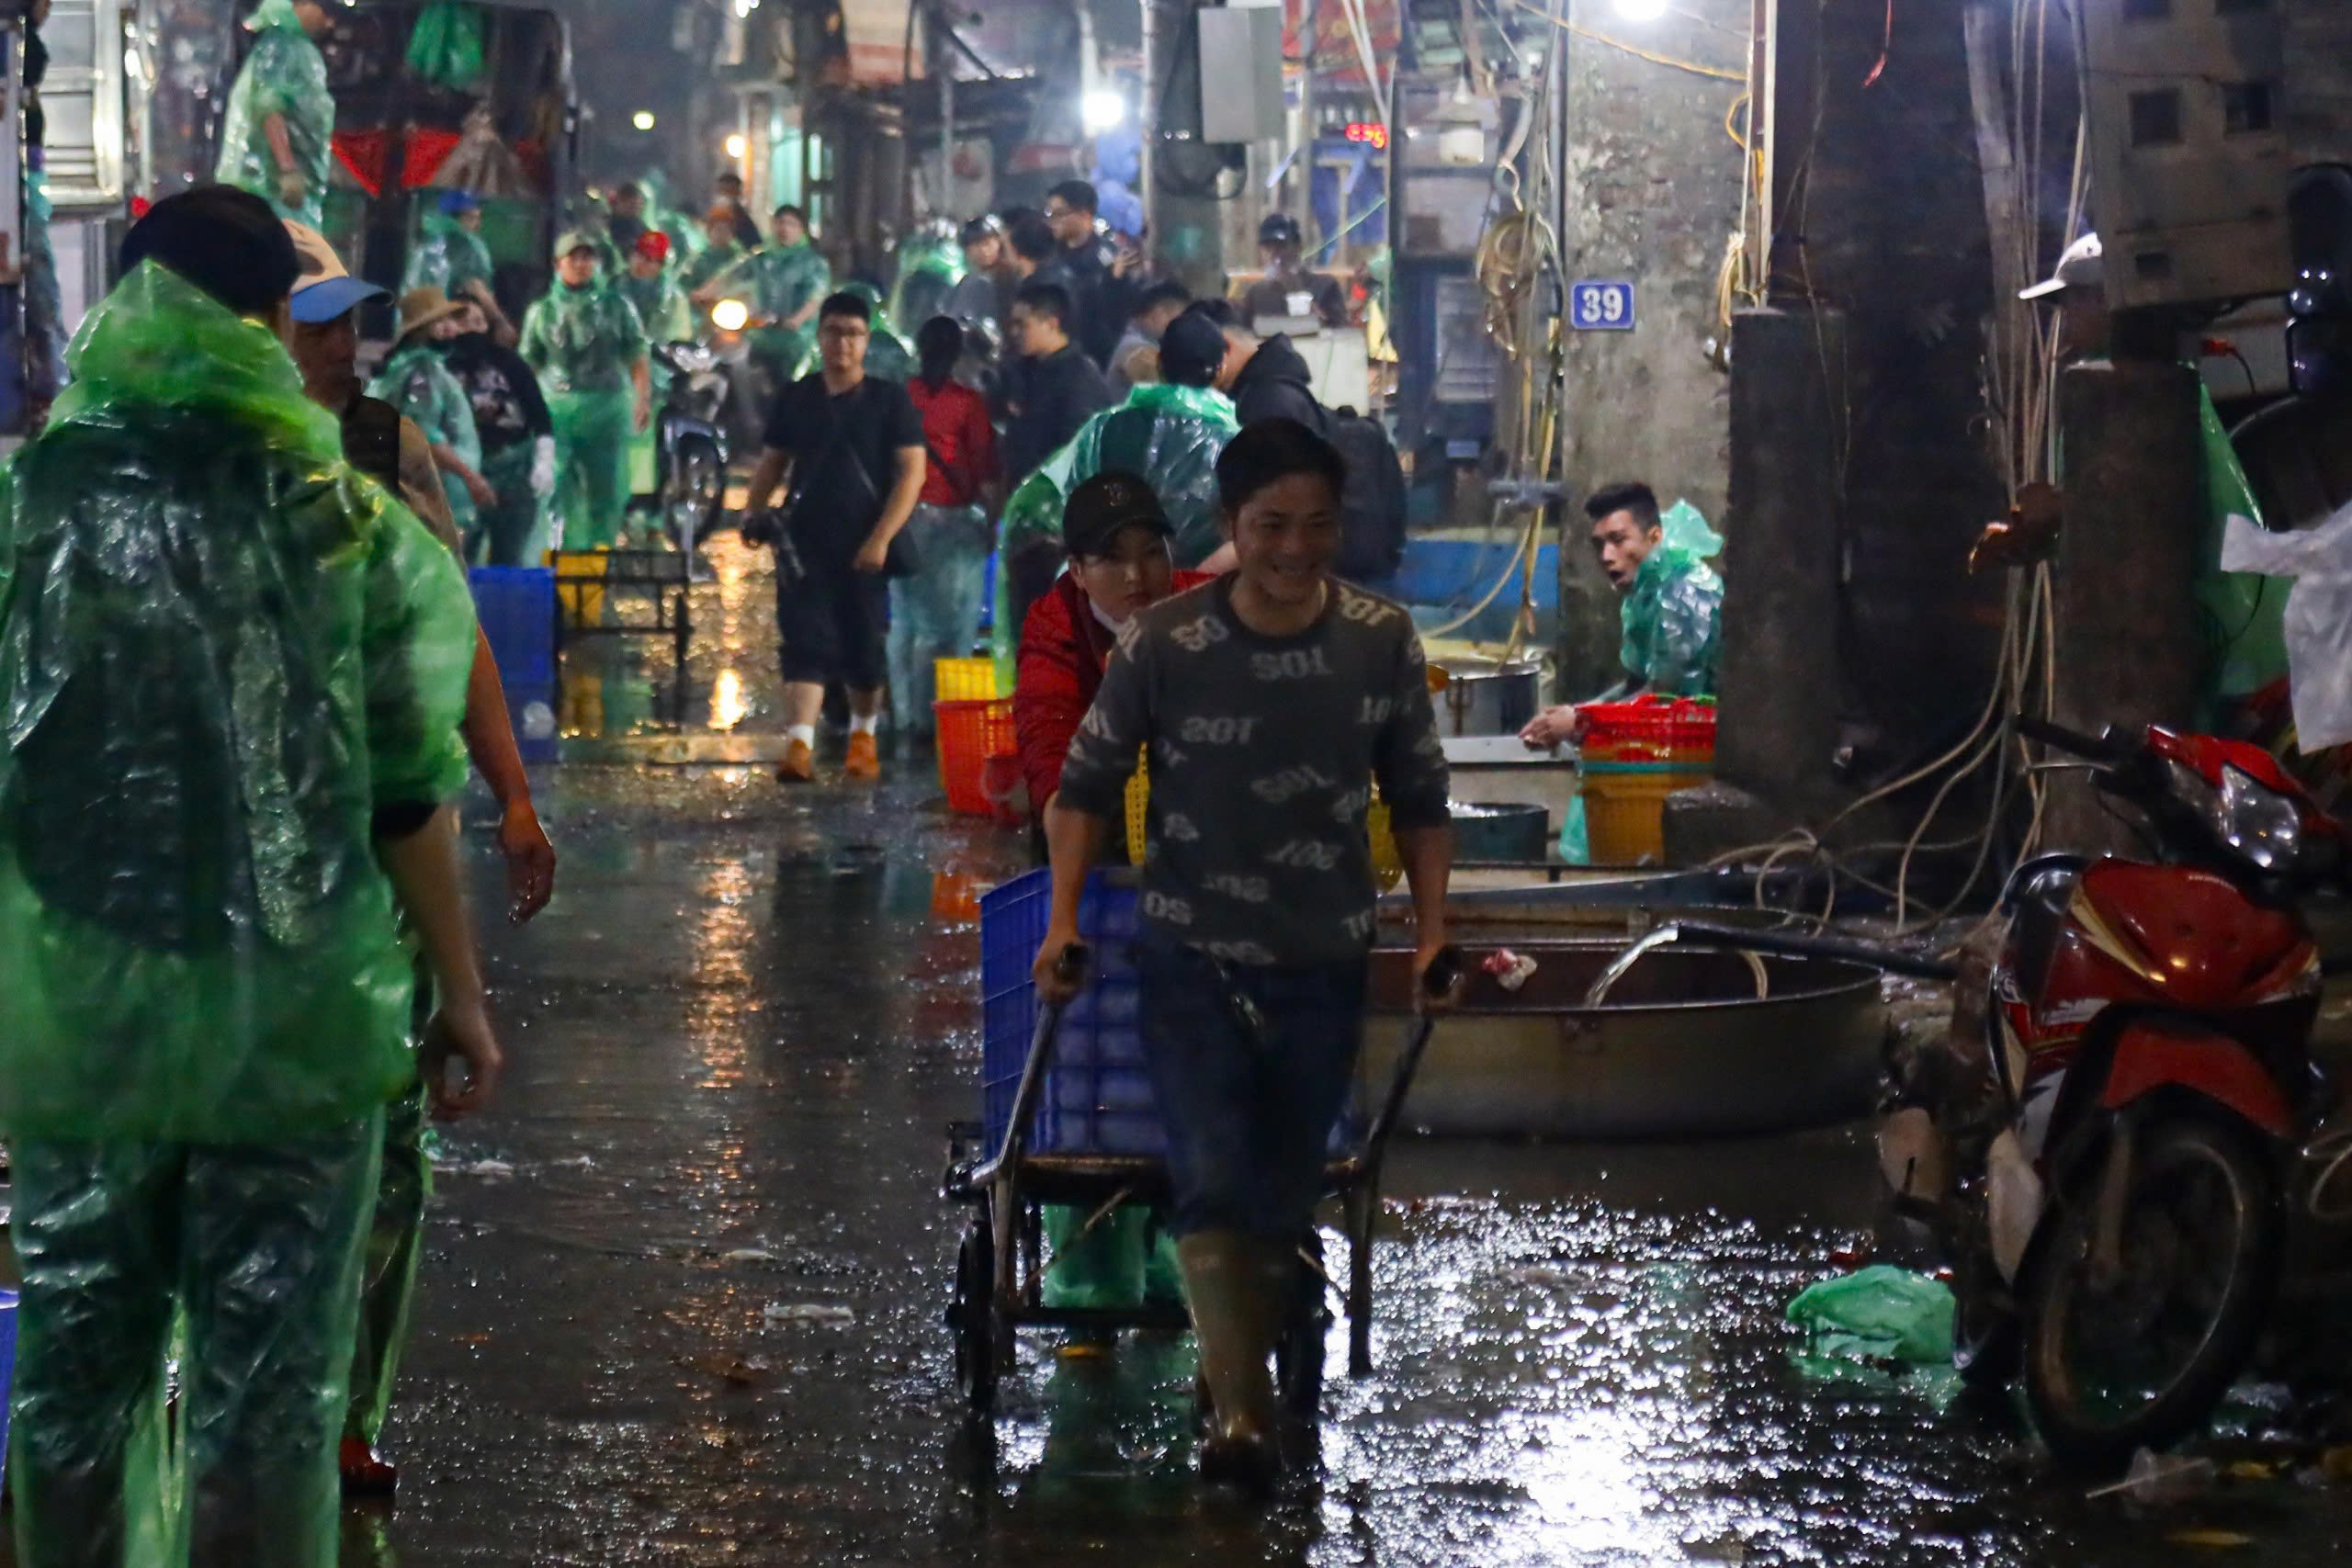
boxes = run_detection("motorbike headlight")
[2217,763,2303,874]
[710,299,751,333]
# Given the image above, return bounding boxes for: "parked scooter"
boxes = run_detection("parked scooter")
[1894,716,2346,1468]
[639,339,730,558]
[1638,716,2346,1469]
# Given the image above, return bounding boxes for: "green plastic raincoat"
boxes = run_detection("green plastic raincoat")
[370,340,482,537]
[403,209,497,301]
[721,241,831,378]
[0,263,474,1568]
[989,384,1240,682]
[1620,501,1724,698]
[617,264,691,347]
[214,0,334,228]
[520,277,648,547]
[2197,388,2289,706]
[681,239,744,301]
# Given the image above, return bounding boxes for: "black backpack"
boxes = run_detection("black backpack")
[1320,404,1408,582]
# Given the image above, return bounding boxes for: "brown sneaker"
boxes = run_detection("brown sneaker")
[843,731,881,781]
[775,738,815,783]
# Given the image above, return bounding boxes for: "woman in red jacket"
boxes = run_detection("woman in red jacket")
[1011,469,1210,1340]
[1014,470,1212,822]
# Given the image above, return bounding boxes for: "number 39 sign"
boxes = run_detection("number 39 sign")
[1569,280,1635,332]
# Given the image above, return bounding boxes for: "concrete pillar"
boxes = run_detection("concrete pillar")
[1664,306,1849,861]
[2042,359,2208,855]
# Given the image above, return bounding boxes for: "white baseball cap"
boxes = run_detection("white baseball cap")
[284,220,390,323]
[2020,231,2104,302]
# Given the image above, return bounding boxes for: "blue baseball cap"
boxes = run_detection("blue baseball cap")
[437,188,482,216]
[284,220,391,323]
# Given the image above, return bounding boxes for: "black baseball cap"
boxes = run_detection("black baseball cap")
[1158,307,1231,389]
[1259,212,1302,247]
[119,185,300,317]
[1062,471,1171,557]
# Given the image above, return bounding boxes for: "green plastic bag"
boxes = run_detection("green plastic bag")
[0,261,476,1146]
[408,2,487,91]
[1785,1265,1955,1365]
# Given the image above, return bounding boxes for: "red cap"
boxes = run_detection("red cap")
[635,231,672,264]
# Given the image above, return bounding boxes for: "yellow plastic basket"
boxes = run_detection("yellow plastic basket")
[1581,764,1713,866]
[1125,756,1404,889]
[934,657,1001,703]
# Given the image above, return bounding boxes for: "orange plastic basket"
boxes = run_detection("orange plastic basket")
[936,697,1015,815]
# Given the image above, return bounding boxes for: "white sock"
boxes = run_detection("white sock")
[849,712,880,737]
[786,723,816,749]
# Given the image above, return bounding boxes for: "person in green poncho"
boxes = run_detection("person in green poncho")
[1520,482,1723,750]
[519,232,651,548]
[0,186,500,1568]
[371,286,495,551]
[695,202,831,387]
[617,230,692,345]
[214,0,337,228]
[403,187,516,345]
[680,203,746,305]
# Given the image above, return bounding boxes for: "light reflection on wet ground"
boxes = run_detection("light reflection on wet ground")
[303,750,2352,1567]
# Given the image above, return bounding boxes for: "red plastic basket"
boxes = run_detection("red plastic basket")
[936,697,1016,815]
[1576,694,1719,764]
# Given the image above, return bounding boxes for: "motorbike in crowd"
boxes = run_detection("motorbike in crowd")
[639,338,731,557]
[1882,716,2346,1468]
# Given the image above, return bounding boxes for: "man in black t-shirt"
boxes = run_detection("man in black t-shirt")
[441,299,557,566]
[744,291,928,784]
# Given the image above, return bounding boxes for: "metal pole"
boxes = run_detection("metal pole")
[1299,0,1317,250]
[936,6,956,217]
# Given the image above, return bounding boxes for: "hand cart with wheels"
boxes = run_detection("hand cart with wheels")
[941,868,1455,1416]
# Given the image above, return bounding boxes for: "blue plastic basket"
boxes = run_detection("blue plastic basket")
[469,567,557,688]
[979,868,1162,1156]
[0,1288,18,1464]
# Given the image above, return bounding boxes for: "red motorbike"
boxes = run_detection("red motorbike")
[1920,717,2346,1467]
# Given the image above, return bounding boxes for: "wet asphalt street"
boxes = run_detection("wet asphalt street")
[22,543,2352,1565]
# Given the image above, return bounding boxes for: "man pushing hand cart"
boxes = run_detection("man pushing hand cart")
[1026,417,1459,1495]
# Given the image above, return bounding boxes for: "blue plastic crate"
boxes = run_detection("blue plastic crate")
[979,868,1160,1157]
[469,566,557,688]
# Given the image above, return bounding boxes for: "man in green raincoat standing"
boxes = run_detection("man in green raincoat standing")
[0,186,500,1568]
[215,0,338,228]
[695,203,830,387]
[519,231,651,549]
[372,286,494,553]
[680,204,746,307]
[403,187,515,344]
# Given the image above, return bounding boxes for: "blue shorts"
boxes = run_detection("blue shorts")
[1136,941,1369,1239]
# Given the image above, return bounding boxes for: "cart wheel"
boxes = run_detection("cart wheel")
[949,1214,998,1413]
[1275,1233,1330,1423]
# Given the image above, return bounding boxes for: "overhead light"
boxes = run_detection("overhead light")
[1610,0,1669,18]
[632,110,657,131]
[1082,89,1127,133]
[725,132,750,160]
[732,0,758,16]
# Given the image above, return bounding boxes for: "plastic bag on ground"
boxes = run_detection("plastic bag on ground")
[0,262,475,1146]
[1784,1264,1955,1364]
[2221,500,2352,752]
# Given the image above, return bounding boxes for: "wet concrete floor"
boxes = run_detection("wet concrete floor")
[305,730,2352,1567]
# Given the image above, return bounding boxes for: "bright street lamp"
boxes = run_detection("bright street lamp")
[632,109,657,131]
[725,132,750,160]
[1082,89,1126,133]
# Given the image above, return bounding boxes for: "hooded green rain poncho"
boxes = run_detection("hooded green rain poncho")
[719,240,831,377]
[369,338,482,536]
[520,274,648,547]
[1620,501,1724,698]
[403,209,497,300]
[989,384,1240,681]
[214,0,335,228]
[616,263,692,347]
[0,262,476,1146]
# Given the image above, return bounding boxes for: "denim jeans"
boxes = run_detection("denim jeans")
[1136,940,1369,1239]
[887,503,991,733]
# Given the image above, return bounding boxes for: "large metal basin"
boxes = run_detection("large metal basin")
[1363,940,1885,1139]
